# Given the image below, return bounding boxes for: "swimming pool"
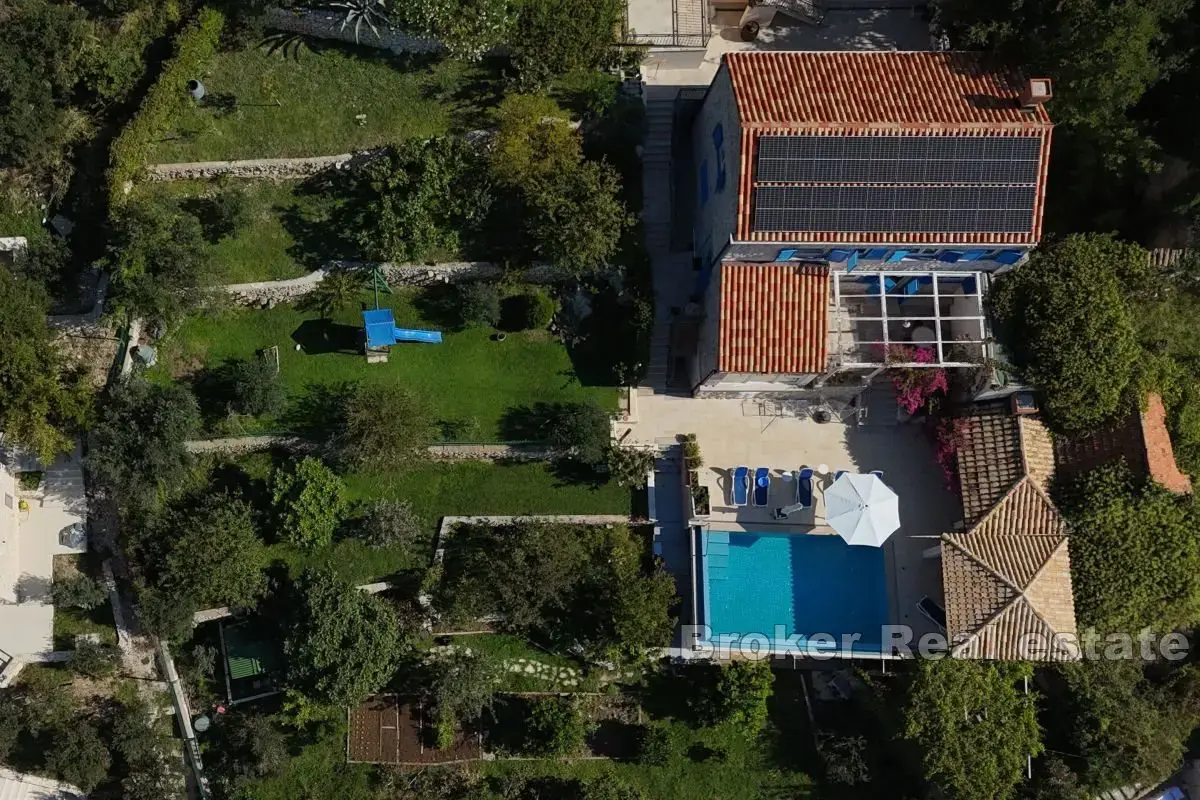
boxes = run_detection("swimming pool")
[697,530,890,655]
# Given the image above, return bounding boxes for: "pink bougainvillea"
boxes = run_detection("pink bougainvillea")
[887,345,948,416]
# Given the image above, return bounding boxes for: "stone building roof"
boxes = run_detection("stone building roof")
[943,410,1078,661]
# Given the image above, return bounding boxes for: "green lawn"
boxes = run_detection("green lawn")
[149,46,502,162]
[133,179,337,283]
[149,289,616,438]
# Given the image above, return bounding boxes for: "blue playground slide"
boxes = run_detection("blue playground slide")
[393,327,443,344]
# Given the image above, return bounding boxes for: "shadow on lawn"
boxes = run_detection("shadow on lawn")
[282,176,363,270]
[418,55,509,133]
[291,318,361,355]
[285,381,355,439]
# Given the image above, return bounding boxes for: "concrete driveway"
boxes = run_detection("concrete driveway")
[0,447,88,658]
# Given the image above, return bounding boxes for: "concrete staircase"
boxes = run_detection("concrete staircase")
[642,92,677,395]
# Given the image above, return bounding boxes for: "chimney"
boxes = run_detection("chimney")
[1020,78,1053,108]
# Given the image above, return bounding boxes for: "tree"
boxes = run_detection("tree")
[299,270,363,320]
[637,724,676,766]
[11,237,75,295]
[524,696,589,756]
[457,281,502,328]
[822,735,870,786]
[348,138,493,263]
[356,499,425,555]
[989,234,1148,432]
[525,158,631,273]
[209,712,287,792]
[87,377,199,505]
[159,495,268,612]
[1056,659,1200,792]
[137,585,197,642]
[284,568,404,706]
[489,94,579,187]
[111,695,185,800]
[46,722,111,793]
[605,446,656,488]
[52,574,108,610]
[222,355,285,417]
[518,288,556,330]
[335,383,434,470]
[429,651,498,748]
[510,0,625,89]
[208,187,253,241]
[1027,757,1089,800]
[394,0,513,61]
[104,198,216,325]
[0,267,94,462]
[903,659,1042,800]
[271,457,348,549]
[544,401,611,462]
[1058,462,1200,635]
[697,660,774,733]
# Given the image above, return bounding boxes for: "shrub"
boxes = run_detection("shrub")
[524,696,589,756]
[823,735,870,785]
[356,499,425,554]
[46,721,111,793]
[693,660,774,733]
[394,0,513,61]
[605,445,656,488]
[107,8,226,209]
[70,640,120,679]
[208,187,253,241]
[521,288,557,329]
[299,270,363,319]
[637,724,675,766]
[52,574,108,610]
[680,433,702,467]
[458,281,502,327]
[510,0,625,90]
[271,457,348,549]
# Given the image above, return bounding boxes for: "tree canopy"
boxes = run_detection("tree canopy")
[335,382,435,470]
[87,377,199,506]
[0,266,93,462]
[103,198,217,325]
[989,234,1148,432]
[284,569,405,707]
[435,521,676,662]
[1058,462,1200,635]
[903,659,1042,800]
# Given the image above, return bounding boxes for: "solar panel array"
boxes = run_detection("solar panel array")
[753,186,1036,233]
[751,134,1042,234]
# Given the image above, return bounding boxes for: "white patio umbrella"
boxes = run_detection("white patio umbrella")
[824,472,900,547]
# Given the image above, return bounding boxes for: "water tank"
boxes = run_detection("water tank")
[187,79,205,101]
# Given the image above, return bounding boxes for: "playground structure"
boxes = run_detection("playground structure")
[361,267,442,363]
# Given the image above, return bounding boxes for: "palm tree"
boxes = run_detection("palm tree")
[326,0,389,44]
[302,270,363,319]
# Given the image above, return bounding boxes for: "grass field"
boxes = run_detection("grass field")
[51,554,117,650]
[149,288,616,438]
[149,45,503,162]
[133,179,337,283]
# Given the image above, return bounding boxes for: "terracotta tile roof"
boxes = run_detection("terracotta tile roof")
[1055,393,1192,495]
[725,52,1052,130]
[724,51,1053,246]
[941,479,1079,661]
[954,409,1054,526]
[717,263,829,374]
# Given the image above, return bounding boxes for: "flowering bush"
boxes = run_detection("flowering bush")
[886,345,949,416]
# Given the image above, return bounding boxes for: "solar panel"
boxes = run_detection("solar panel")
[751,185,1036,233]
[756,135,1042,185]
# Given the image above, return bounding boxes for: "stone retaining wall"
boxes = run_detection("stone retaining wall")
[184,435,557,461]
[146,151,379,182]
[224,261,563,306]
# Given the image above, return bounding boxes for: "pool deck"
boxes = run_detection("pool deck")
[622,386,962,648]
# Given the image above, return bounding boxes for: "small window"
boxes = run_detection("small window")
[4,493,12,509]
[699,160,710,206]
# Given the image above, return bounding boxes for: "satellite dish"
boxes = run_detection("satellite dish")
[193,715,211,733]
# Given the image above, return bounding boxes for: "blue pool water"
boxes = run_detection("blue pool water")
[700,530,889,653]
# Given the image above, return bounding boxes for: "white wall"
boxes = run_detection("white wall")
[691,65,741,269]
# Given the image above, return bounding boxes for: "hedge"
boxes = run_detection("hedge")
[107,7,225,210]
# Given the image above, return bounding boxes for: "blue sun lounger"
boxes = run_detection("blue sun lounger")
[753,467,770,507]
[795,467,814,509]
[732,466,749,507]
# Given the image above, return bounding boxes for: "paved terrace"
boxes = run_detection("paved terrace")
[621,387,961,643]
